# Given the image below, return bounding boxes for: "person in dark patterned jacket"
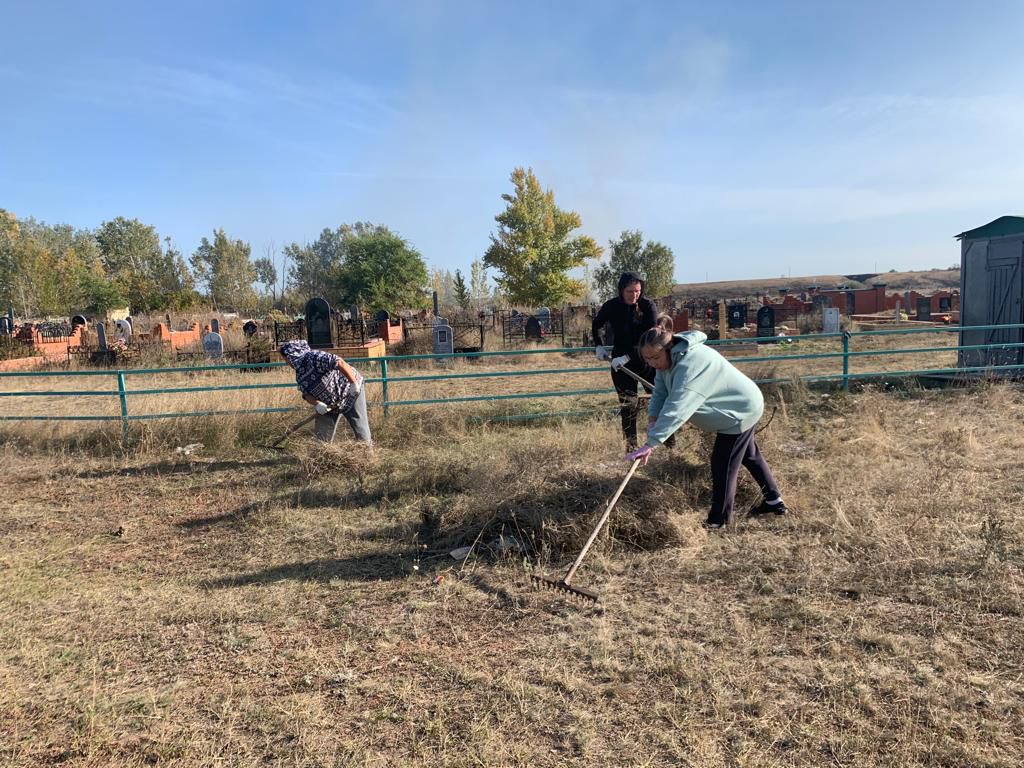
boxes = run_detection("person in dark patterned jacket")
[280,340,372,445]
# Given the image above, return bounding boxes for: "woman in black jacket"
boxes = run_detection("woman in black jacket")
[591,271,658,448]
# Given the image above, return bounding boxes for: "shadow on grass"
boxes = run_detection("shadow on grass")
[176,487,357,531]
[201,549,429,588]
[74,457,288,480]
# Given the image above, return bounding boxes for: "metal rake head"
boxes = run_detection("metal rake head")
[530,573,600,604]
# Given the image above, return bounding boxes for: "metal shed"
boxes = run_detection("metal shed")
[957,216,1024,370]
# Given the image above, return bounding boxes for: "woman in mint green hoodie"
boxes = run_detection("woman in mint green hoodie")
[626,328,788,530]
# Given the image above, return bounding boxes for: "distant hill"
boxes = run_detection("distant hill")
[671,269,961,300]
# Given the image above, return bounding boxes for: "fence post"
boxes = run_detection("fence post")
[117,370,130,442]
[381,358,389,416]
[842,331,850,392]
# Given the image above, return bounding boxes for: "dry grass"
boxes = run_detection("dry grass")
[2,379,1024,767]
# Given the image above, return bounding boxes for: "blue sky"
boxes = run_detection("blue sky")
[3,0,1023,285]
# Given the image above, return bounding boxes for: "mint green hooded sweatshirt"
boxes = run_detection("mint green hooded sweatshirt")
[646,331,764,445]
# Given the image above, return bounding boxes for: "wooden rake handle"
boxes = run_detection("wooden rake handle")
[268,407,337,448]
[563,458,642,586]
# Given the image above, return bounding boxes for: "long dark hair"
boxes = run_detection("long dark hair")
[617,271,645,318]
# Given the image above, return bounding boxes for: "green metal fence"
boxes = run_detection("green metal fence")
[2,323,1023,440]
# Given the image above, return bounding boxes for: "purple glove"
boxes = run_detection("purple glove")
[625,444,654,466]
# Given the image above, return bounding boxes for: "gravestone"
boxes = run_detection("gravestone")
[210,318,220,334]
[916,298,931,321]
[536,306,551,332]
[114,319,132,345]
[89,322,116,365]
[727,303,747,329]
[524,315,543,340]
[938,296,951,312]
[823,307,841,334]
[71,314,87,330]
[305,298,333,349]
[374,309,390,323]
[756,306,775,340]
[812,295,830,311]
[0,316,10,335]
[242,320,258,337]
[432,321,454,354]
[203,331,224,359]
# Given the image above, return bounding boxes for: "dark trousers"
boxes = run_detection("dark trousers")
[708,426,780,525]
[611,358,654,447]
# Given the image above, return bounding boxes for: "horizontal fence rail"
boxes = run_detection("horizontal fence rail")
[2,323,1023,440]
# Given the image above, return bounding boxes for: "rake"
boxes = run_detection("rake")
[615,364,654,391]
[265,408,334,450]
[531,458,642,604]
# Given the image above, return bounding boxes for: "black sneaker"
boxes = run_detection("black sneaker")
[749,499,789,517]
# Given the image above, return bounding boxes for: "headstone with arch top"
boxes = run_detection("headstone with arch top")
[114,319,132,345]
[210,318,220,334]
[432,319,454,355]
[306,298,333,349]
[203,331,225,359]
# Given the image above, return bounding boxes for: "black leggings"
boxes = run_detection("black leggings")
[708,426,781,524]
[610,359,654,447]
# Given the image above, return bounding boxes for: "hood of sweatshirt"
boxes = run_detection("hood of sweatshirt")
[669,331,707,362]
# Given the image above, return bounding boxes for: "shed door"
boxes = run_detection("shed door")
[985,239,1024,368]
[959,239,989,367]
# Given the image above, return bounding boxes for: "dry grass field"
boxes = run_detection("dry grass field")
[2,372,1023,767]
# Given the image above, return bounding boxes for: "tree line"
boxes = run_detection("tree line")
[0,167,675,319]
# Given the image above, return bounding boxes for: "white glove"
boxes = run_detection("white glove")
[314,401,330,415]
[595,345,611,361]
[611,354,630,371]
[352,376,363,395]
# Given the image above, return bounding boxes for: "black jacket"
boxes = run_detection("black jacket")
[592,295,657,356]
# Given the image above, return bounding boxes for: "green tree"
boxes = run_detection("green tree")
[483,167,601,305]
[190,229,257,311]
[253,256,278,298]
[453,269,470,309]
[96,217,193,311]
[285,223,389,300]
[161,238,200,310]
[332,227,429,312]
[79,272,127,315]
[593,230,675,300]
[0,210,18,313]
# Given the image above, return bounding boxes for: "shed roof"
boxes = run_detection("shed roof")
[955,216,1024,240]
